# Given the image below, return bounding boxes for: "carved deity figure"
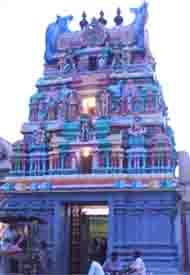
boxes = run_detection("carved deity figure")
[57,101,65,120]
[44,15,73,64]
[130,1,149,49]
[128,118,146,137]
[98,55,107,69]
[128,117,146,148]
[32,128,46,145]
[122,95,132,114]
[98,91,110,117]
[48,99,57,120]
[112,47,124,68]
[38,102,48,121]
[29,103,39,121]
[146,90,155,112]
[107,81,123,113]
[80,121,91,141]
[66,91,80,121]
[59,50,77,74]
[122,79,137,113]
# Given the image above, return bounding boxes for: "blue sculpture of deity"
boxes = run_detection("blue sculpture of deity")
[107,80,123,97]
[130,1,149,49]
[44,15,73,64]
[107,80,123,112]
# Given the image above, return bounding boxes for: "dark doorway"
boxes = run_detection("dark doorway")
[88,56,97,71]
[69,205,108,275]
[80,154,92,174]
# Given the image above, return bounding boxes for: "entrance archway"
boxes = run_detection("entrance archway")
[69,205,108,275]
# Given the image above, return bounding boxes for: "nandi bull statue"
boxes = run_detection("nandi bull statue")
[130,1,149,49]
[44,15,73,64]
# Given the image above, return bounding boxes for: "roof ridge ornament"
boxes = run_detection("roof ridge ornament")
[80,11,88,29]
[114,8,123,26]
[98,10,107,26]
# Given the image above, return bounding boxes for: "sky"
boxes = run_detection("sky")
[0,0,189,152]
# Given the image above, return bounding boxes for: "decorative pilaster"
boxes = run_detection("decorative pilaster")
[177,183,190,272]
[92,152,98,170]
[106,152,110,169]
[71,154,76,169]
[54,202,66,274]
[111,199,128,248]
[60,153,65,170]
[119,152,123,169]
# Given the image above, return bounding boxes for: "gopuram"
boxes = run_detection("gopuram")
[1,2,190,274]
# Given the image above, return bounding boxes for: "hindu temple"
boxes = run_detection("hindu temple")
[1,2,190,274]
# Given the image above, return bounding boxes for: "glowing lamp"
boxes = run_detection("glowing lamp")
[82,97,96,113]
[82,147,91,157]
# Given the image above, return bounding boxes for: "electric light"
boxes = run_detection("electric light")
[82,147,91,157]
[82,97,96,113]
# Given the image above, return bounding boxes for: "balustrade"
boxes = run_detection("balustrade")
[10,151,176,176]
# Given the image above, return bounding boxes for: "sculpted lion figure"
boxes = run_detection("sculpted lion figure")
[44,15,73,64]
[129,1,149,48]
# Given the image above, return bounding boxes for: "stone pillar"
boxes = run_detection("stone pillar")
[186,203,190,272]
[54,202,67,274]
[178,151,190,181]
[92,152,98,170]
[119,152,123,169]
[108,198,127,256]
[60,153,64,170]
[106,152,110,169]
[142,153,146,169]
[108,198,114,255]
[177,187,190,272]
[175,202,183,271]
[29,157,33,175]
[42,154,46,174]
[76,151,80,170]
[178,151,190,271]
[71,154,76,169]
[128,154,132,169]
[181,202,190,272]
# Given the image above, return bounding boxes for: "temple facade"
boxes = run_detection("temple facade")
[1,3,190,274]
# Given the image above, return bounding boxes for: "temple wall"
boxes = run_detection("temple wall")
[109,191,178,269]
[2,190,179,274]
[178,150,190,271]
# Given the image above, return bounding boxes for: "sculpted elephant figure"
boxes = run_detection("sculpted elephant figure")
[44,15,73,64]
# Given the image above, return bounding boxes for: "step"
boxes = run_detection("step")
[147,268,187,275]
[149,273,186,275]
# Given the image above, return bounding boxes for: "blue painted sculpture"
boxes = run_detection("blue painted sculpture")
[107,80,123,112]
[130,1,149,49]
[44,15,73,64]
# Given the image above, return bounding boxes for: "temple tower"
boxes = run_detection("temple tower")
[2,3,188,274]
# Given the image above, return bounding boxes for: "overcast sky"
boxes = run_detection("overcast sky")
[0,0,189,152]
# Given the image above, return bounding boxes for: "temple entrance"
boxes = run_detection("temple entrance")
[69,205,108,275]
[80,153,92,174]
